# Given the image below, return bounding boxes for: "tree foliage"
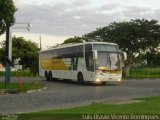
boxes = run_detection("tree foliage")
[0,0,16,35]
[0,36,40,68]
[0,40,5,64]
[144,51,160,67]
[63,36,83,44]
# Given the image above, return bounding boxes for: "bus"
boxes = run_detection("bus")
[39,42,127,84]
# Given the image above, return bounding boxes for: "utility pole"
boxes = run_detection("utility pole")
[4,22,31,89]
[5,25,12,88]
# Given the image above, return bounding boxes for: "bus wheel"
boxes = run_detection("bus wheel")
[102,82,106,85]
[45,71,49,81]
[77,72,84,85]
[48,71,53,81]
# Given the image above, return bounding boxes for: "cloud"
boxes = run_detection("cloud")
[71,0,90,7]
[99,3,120,11]
[122,6,152,19]
[14,1,160,37]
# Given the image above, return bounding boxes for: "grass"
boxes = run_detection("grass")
[17,96,160,120]
[0,70,38,77]
[0,81,45,92]
[125,67,160,79]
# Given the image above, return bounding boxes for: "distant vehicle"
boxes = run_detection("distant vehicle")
[39,42,127,84]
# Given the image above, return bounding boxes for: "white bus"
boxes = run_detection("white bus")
[39,42,127,84]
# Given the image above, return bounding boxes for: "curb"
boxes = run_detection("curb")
[0,89,19,95]
[26,86,47,93]
[0,86,48,95]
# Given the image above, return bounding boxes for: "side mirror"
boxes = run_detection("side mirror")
[92,50,98,60]
[122,52,127,61]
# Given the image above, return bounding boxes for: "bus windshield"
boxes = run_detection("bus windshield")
[93,44,120,71]
[97,52,120,71]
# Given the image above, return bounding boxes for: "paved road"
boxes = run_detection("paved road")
[0,77,160,113]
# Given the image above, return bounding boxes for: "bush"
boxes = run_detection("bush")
[30,60,39,74]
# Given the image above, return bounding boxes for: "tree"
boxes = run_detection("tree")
[0,0,16,35]
[0,48,4,63]
[63,36,83,44]
[0,40,5,64]
[144,51,160,67]
[0,36,40,69]
[83,19,160,76]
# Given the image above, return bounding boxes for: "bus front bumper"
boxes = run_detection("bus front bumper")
[92,74,122,83]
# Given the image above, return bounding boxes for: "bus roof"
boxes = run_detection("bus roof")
[41,42,118,52]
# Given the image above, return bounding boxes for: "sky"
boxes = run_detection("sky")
[0,0,160,49]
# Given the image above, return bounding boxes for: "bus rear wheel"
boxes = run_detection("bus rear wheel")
[77,72,84,85]
[45,71,49,81]
[48,71,53,81]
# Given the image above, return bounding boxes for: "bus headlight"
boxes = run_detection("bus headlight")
[96,78,100,82]
[95,71,103,75]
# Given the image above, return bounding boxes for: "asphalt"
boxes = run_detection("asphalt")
[0,77,160,113]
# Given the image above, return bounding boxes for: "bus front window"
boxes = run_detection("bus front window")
[97,52,120,71]
[93,44,121,72]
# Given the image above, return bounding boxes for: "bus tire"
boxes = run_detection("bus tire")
[48,71,53,81]
[102,82,106,85]
[45,71,49,81]
[77,72,84,85]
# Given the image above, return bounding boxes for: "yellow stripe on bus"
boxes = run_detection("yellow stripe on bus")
[40,59,70,70]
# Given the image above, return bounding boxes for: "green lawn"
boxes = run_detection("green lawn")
[17,96,160,120]
[125,67,160,79]
[0,82,45,92]
[0,70,38,77]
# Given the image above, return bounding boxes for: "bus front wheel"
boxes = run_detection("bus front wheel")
[77,72,84,85]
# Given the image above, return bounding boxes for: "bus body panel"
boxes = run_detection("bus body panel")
[39,42,124,83]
